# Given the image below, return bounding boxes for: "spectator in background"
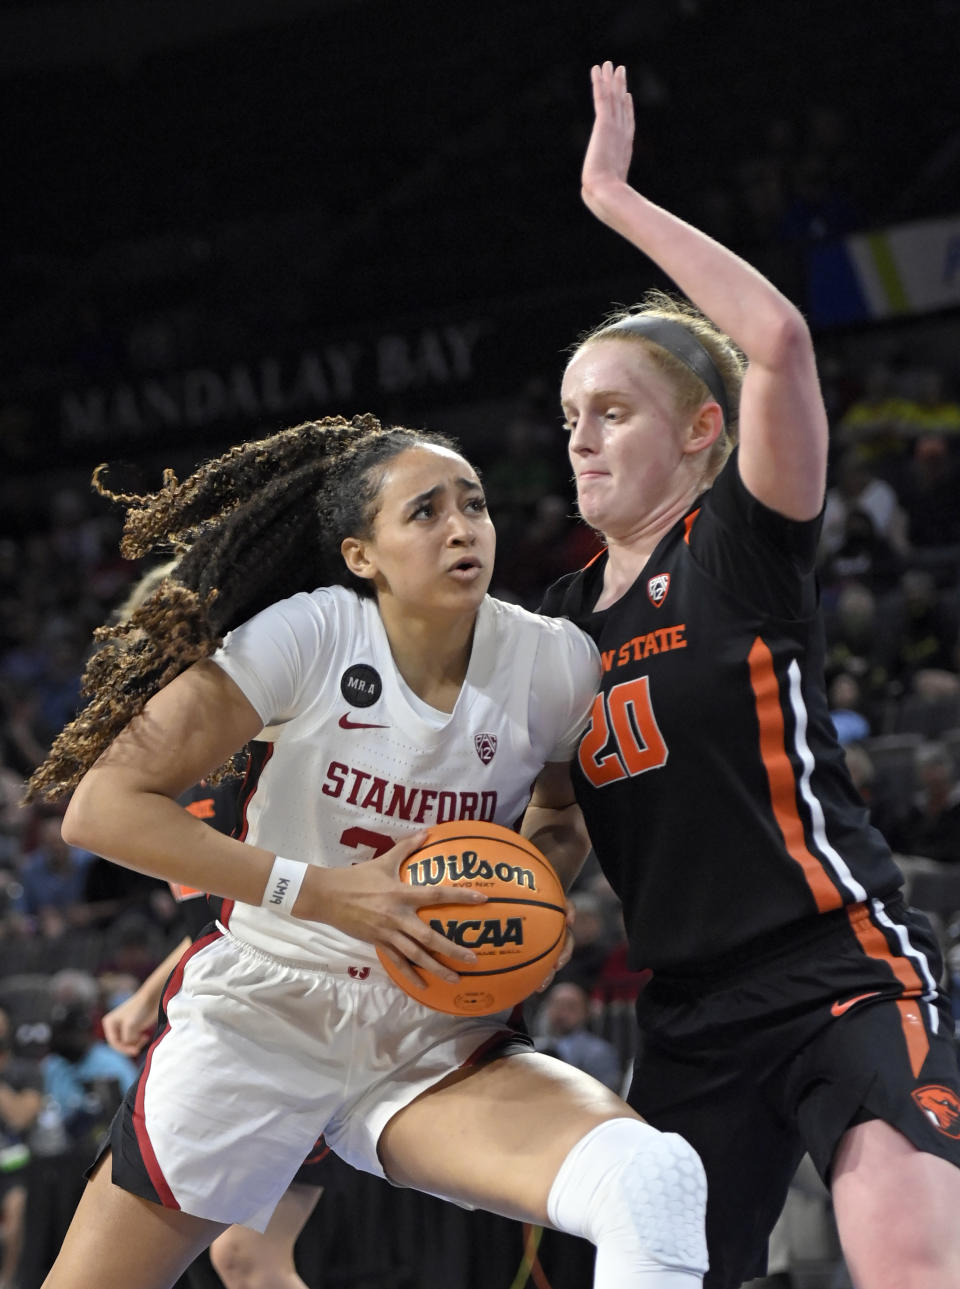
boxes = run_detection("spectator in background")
[48,970,100,1017]
[534,982,623,1093]
[823,583,894,730]
[482,408,568,531]
[896,368,960,443]
[827,672,871,746]
[886,741,960,865]
[0,1005,42,1289]
[818,507,903,602]
[819,449,906,562]
[843,742,901,846]
[887,569,960,698]
[0,691,49,782]
[555,891,616,993]
[0,745,26,869]
[835,361,913,469]
[13,812,94,939]
[95,912,172,990]
[32,634,85,748]
[897,433,960,566]
[42,1002,137,1151]
[498,494,603,608]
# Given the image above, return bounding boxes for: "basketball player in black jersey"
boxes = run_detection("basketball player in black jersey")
[542,63,960,1289]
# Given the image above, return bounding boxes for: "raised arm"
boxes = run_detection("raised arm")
[581,62,828,520]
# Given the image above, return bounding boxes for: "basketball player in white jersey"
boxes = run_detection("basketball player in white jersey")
[30,414,708,1289]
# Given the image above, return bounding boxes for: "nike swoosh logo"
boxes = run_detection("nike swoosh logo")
[338,714,388,730]
[830,990,882,1017]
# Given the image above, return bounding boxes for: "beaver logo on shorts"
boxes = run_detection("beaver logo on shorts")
[911,1084,960,1138]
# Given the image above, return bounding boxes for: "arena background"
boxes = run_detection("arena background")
[1,2,959,1287]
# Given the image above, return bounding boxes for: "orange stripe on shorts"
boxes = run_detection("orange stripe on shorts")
[845,903,924,995]
[896,998,930,1079]
[845,904,929,1076]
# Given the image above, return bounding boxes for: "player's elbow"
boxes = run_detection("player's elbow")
[61,775,109,850]
[759,302,813,368]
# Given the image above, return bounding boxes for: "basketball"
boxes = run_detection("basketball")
[376,820,568,1016]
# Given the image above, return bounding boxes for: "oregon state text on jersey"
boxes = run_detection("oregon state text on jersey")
[210,585,600,965]
[542,450,902,971]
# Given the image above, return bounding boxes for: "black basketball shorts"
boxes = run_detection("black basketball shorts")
[627,895,960,1289]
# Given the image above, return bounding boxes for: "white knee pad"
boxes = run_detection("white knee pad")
[546,1118,708,1285]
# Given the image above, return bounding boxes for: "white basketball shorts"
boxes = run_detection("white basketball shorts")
[101,924,529,1231]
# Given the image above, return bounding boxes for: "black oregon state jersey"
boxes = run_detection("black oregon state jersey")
[542,450,902,970]
[173,773,247,935]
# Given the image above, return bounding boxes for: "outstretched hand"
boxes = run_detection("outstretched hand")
[581,62,635,207]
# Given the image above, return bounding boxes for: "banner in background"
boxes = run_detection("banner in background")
[808,215,960,327]
[0,289,612,470]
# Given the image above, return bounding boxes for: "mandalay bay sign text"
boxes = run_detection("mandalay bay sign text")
[59,320,489,447]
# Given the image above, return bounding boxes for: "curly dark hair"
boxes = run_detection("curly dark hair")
[27,413,457,802]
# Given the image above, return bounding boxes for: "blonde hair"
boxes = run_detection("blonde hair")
[571,290,745,485]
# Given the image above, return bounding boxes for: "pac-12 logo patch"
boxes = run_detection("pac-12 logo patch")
[340,664,382,708]
[474,732,497,764]
[647,573,670,607]
[912,1084,960,1138]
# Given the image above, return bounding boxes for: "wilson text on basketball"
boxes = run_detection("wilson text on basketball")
[407,850,537,889]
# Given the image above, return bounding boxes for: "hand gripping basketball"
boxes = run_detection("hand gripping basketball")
[376,820,568,1016]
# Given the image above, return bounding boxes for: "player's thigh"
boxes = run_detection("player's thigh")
[43,1154,226,1289]
[378,1049,640,1223]
[832,1119,960,1271]
[212,1182,322,1265]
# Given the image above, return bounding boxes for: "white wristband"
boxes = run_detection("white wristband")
[261,856,308,914]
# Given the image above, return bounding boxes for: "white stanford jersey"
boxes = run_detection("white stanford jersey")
[212,585,600,964]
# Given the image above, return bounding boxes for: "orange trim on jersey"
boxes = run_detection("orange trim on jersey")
[896,998,930,1079]
[683,509,700,544]
[168,881,204,901]
[581,547,607,571]
[747,637,842,912]
[845,902,925,996]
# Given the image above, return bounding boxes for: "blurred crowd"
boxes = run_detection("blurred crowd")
[1,344,960,1286]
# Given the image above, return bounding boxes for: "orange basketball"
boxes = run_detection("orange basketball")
[376,820,567,1016]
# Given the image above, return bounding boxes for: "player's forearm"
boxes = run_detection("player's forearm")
[521,801,592,891]
[142,937,192,1000]
[582,179,809,367]
[63,772,276,907]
